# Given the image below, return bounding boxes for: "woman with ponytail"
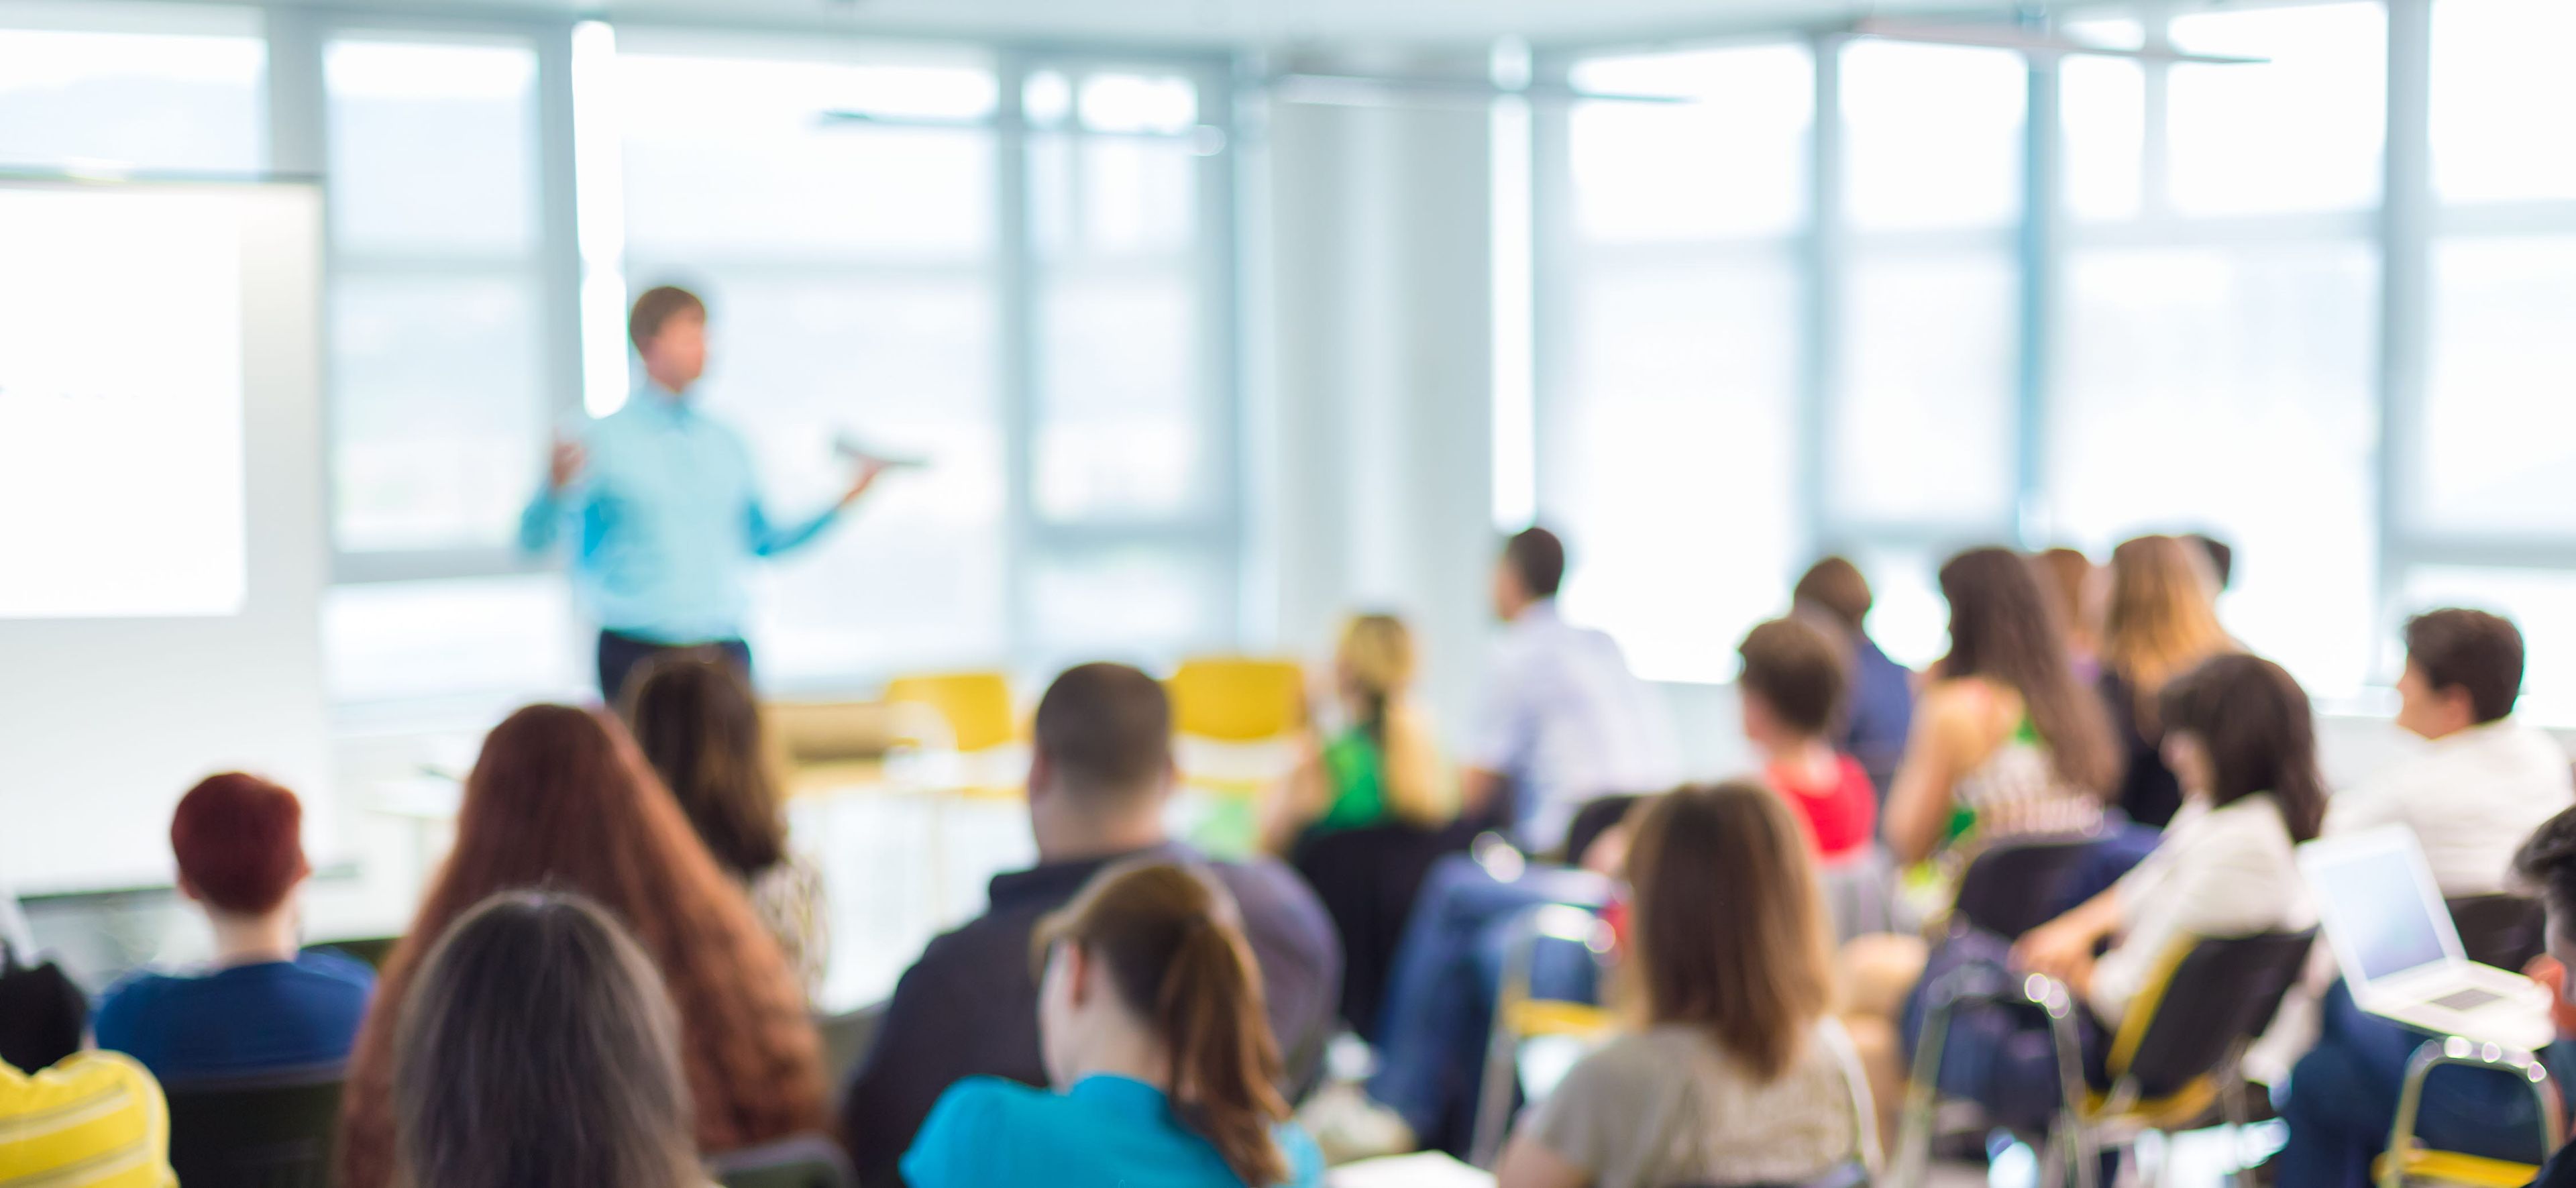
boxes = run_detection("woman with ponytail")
[1261,614,1454,854]
[901,860,1325,1188]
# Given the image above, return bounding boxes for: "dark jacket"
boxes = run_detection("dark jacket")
[1845,635,1915,804]
[2098,669,2184,829]
[839,842,1340,1187]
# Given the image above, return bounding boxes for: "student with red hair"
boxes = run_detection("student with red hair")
[335,704,826,1188]
[93,773,374,1084]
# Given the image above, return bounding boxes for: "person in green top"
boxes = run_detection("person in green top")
[1260,614,1454,854]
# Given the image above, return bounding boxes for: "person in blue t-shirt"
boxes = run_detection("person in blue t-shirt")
[93,774,372,1084]
[902,859,1325,1188]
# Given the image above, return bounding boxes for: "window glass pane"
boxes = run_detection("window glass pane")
[1078,72,1195,134]
[1831,250,2019,525]
[1028,547,1226,665]
[2418,237,2576,533]
[649,271,1008,685]
[0,22,263,172]
[1031,133,1195,259]
[1566,44,1811,242]
[2051,243,2379,694]
[2399,568,2576,717]
[331,273,546,551]
[2169,3,2385,216]
[2431,0,2576,204]
[1844,545,1949,670]
[325,39,538,255]
[2059,52,2144,223]
[1545,254,1801,683]
[324,575,580,704]
[1841,40,2025,231]
[618,52,992,259]
[1035,268,1203,520]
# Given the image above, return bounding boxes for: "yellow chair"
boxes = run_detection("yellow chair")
[1469,903,1619,1167]
[884,671,1018,753]
[883,671,1022,801]
[1167,657,1305,743]
[1165,657,1305,857]
[2375,1037,2562,1187]
[761,700,903,798]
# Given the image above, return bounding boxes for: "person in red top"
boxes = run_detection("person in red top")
[1737,618,1878,863]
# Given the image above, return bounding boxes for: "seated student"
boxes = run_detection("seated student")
[1737,618,1878,865]
[2502,810,2576,1187]
[843,664,1339,1188]
[903,861,1326,1188]
[2095,535,2235,830]
[1461,527,1679,853]
[1792,557,1915,804]
[1497,781,1869,1188]
[2030,546,2102,684]
[626,657,832,1002]
[1739,616,1889,942]
[93,774,372,1084]
[2324,608,2573,897]
[338,704,825,1188]
[1259,613,1454,855]
[0,1050,178,1187]
[389,889,704,1188]
[1898,653,2322,1134]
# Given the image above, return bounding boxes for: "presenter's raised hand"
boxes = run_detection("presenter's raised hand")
[839,456,891,510]
[547,437,587,492]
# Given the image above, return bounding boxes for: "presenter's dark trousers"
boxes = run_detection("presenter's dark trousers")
[596,629,752,706]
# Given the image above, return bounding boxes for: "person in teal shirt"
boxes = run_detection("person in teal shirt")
[902,860,1326,1188]
[519,284,886,702]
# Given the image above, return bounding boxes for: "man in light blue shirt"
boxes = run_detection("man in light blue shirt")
[521,285,883,701]
[1460,527,1680,853]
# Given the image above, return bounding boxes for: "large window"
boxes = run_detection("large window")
[1540,1,2576,706]
[1536,44,1809,682]
[2049,3,2385,694]
[0,3,265,173]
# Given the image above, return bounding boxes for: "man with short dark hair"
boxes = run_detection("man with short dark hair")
[520,284,889,702]
[2324,608,2573,897]
[1792,555,1915,801]
[1460,527,1677,851]
[840,663,1340,1188]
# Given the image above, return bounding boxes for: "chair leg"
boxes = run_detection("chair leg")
[1891,990,1967,1188]
[1468,1022,1519,1169]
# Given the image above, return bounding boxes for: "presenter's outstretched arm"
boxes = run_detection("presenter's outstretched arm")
[749,456,891,557]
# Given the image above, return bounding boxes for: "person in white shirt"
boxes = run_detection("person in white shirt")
[2325,608,2574,897]
[1892,653,2323,1134]
[1460,527,1680,853]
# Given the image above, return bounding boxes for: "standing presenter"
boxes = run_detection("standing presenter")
[521,284,887,702]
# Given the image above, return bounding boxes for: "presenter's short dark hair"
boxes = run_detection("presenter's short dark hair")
[1504,527,1567,600]
[629,286,706,352]
[1034,663,1173,800]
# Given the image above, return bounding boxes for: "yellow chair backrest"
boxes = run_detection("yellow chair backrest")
[1167,657,1304,743]
[884,671,1017,753]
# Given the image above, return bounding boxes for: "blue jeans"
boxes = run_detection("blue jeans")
[1366,854,1607,1154]
[2275,983,2573,1188]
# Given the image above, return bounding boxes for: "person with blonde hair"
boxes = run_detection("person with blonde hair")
[1497,782,1869,1188]
[2094,535,2234,828]
[1260,613,1452,854]
[902,860,1324,1187]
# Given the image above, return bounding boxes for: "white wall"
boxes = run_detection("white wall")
[1254,52,1499,740]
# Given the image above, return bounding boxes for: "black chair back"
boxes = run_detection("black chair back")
[2448,895,2546,972]
[2117,930,2315,1101]
[163,1064,347,1188]
[1288,821,1466,1042]
[710,1132,857,1188]
[1953,835,2102,941]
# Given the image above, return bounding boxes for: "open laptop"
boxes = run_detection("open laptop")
[2299,824,2554,1051]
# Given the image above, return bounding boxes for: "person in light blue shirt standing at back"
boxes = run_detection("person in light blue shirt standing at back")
[902,859,1326,1188]
[521,284,887,703]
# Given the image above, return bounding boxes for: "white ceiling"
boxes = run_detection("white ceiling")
[278,0,2038,50]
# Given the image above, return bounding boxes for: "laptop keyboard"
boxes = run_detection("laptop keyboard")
[2428,987,2509,1012]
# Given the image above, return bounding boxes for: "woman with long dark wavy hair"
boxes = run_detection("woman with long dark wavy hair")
[337,704,826,1188]
[626,657,830,1001]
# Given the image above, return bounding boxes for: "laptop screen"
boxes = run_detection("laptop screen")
[2308,836,2455,984]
